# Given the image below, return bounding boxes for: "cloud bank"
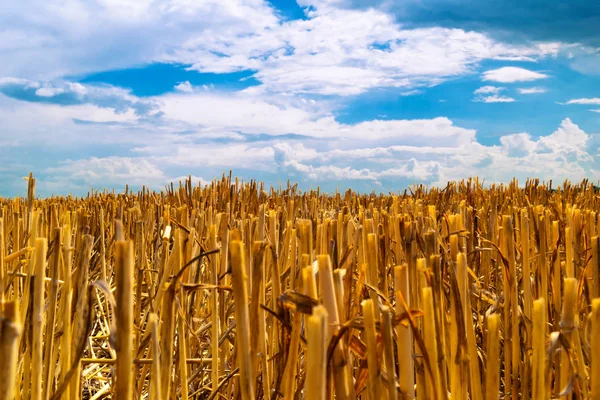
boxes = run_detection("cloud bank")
[0,0,597,195]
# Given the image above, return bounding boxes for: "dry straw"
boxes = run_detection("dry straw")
[0,174,597,399]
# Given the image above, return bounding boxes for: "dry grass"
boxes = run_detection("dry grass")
[0,173,599,399]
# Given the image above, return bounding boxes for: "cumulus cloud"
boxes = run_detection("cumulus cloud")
[500,133,537,157]
[185,96,596,188]
[1,69,596,197]
[170,174,209,187]
[274,117,597,188]
[174,81,194,93]
[539,117,588,149]
[5,91,597,195]
[283,162,379,182]
[3,74,597,196]
[482,66,549,83]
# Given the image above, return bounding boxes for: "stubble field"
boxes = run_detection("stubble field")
[1,174,599,399]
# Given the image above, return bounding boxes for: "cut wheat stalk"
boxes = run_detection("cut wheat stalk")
[318,254,351,399]
[362,298,381,400]
[532,297,547,400]
[381,305,397,400]
[394,264,415,399]
[485,313,499,400]
[230,240,255,400]
[115,240,134,400]
[0,175,598,399]
[0,301,21,400]
[305,305,327,399]
[32,238,47,400]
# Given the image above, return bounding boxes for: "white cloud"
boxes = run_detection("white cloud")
[174,81,216,93]
[5,83,596,195]
[280,155,439,184]
[500,133,536,157]
[0,0,280,79]
[156,91,335,137]
[564,98,600,105]
[170,174,208,187]
[1,70,596,197]
[0,91,157,150]
[171,13,560,96]
[342,117,475,144]
[518,87,546,94]
[591,109,600,113]
[0,78,158,117]
[149,143,276,170]
[0,94,137,128]
[35,86,65,97]
[174,81,194,93]
[274,142,320,163]
[48,157,165,182]
[0,77,40,88]
[473,86,515,103]
[482,67,549,83]
[477,95,516,103]
[539,117,588,149]
[271,117,597,187]
[474,86,503,94]
[0,0,566,98]
[148,88,476,145]
[43,157,168,194]
[5,74,596,193]
[283,162,379,182]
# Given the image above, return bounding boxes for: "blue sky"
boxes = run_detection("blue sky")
[0,0,598,196]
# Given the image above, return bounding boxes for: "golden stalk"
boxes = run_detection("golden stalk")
[592,298,600,400]
[230,240,255,400]
[532,298,546,400]
[485,313,500,400]
[363,298,381,400]
[305,305,328,399]
[32,238,47,400]
[381,305,397,400]
[148,313,162,400]
[422,287,441,400]
[0,302,21,400]
[318,254,351,399]
[115,241,134,400]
